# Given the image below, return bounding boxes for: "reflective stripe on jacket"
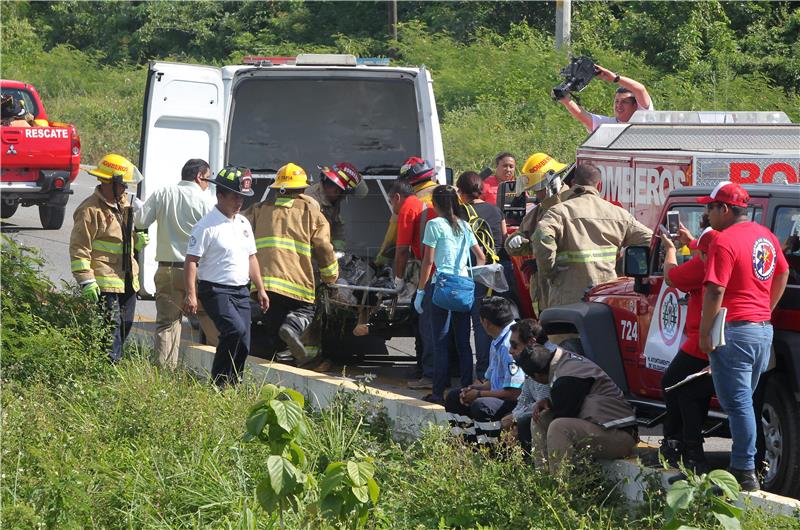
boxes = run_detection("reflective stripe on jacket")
[532,186,652,308]
[69,187,139,293]
[550,349,636,429]
[245,193,337,303]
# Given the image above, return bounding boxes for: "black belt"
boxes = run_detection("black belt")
[158,261,184,268]
[728,320,770,327]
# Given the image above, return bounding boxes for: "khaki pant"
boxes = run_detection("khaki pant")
[154,265,218,369]
[532,410,636,474]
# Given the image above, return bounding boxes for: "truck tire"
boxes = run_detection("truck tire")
[39,204,66,230]
[760,375,800,497]
[1,201,19,219]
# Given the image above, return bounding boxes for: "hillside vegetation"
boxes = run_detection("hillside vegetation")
[2,1,798,170]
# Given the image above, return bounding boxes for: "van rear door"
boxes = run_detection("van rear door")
[138,62,225,296]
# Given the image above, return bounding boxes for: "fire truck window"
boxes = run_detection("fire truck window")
[772,206,800,287]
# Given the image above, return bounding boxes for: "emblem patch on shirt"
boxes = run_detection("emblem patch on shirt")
[752,237,776,281]
[243,229,250,238]
[189,236,197,247]
[508,362,519,375]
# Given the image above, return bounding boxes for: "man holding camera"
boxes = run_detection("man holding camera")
[554,64,653,133]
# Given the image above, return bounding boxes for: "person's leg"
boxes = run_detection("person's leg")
[429,303,451,400]
[420,283,436,379]
[101,292,124,362]
[452,310,475,389]
[546,417,636,474]
[279,298,316,361]
[154,266,183,368]
[229,286,252,384]
[517,413,533,453]
[709,324,768,472]
[660,350,697,465]
[532,409,554,469]
[444,389,471,416]
[199,283,243,387]
[471,284,491,379]
[675,357,714,472]
[119,287,136,345]
[469,397,516,422]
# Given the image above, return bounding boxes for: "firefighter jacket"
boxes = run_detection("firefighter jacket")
[376,179,437,265]
[548,348,636,429]
[505,184,572,258]
[305,182,345,251]
[532,186,652,308]
[69,187,139,293]
[245,193,337,304]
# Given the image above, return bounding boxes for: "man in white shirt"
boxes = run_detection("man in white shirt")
[184,166,269,387]
[135,159,218,369]
[554,64,653,133]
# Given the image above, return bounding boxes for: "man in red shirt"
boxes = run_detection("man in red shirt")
[698,181,789,490]
[480,152,516,207]
[389,179,438,389]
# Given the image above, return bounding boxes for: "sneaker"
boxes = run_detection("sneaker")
[422,393,445,406]
[313,359,336,373]
[278,325,307,363]
[729,467,760,492]
[407,377,433,389]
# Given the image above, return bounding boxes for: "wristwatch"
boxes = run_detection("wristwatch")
[477,390,482,398]
[613,74,621,83]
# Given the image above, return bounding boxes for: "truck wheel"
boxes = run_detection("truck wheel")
[760,376,800,497]
[39,204,66,230]
[1,201,19,219]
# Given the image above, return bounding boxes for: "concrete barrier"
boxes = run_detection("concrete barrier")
[131,328,800,517]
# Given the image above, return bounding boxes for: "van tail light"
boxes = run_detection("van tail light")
[69,125,81,179]
[54,177,65,189]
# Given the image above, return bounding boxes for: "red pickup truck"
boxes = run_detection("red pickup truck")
[1,80,81,229]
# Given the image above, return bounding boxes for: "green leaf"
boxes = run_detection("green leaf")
[710,495,743,519]
[347,460,366,486]
[266,455,298,496]
[356,459,375,481]
[256,477,279,512]
[367,477,380,505]
[281,387,305,407]
[269,400,290,433]
[666,480,695,511]
[713,510,742,530]
[320,492,344,519]
[707,469,740,500]
[320,462,347,499]
[260,383,280,401]
[282,400,305,432]
[246,408,269,438]
[284,441,306,467]
[351,484,369,503]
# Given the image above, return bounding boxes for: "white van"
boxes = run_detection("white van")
[137,54,446,297]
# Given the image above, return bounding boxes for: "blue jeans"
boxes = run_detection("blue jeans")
[416,284,436,379]
[471,282,492,379]
[709,322,772,470]
[100,288,136,362]
[431,302,473,399]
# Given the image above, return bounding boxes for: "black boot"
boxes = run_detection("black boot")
[683,443,710,475]
[278,323,307,362]
[659,438,682,468]
[729,467,759,492]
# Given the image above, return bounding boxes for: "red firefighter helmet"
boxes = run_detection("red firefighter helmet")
[319,162,363,192]
[399,156,435,185]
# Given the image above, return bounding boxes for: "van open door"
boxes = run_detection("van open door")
[138,62,225,296]
[415,67,446,184]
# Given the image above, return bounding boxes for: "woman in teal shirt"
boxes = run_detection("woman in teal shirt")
[416,185,486,405]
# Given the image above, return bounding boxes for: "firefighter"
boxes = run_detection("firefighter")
[532,163,653,308]
[70,154,146,362]
[305,162,366,253]
[505,153,573,313]
[374,157,438,267]
[245,163,338,364]
[1,94,31,127]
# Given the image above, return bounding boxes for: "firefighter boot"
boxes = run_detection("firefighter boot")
[659,438,682,469]
[278,310,313,363]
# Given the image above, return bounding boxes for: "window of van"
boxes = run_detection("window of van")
[772,206,800,288]
[1,88,38,117]
[227,76,422,177]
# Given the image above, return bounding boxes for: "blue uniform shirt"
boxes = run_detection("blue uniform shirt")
[485,322,526,391]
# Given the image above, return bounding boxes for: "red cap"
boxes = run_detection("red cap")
[696,181,750,208]
[688,227,719,252]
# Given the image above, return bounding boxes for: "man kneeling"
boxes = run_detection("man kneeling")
[512,320,637,473]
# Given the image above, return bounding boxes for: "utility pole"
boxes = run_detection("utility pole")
[555,0,571,50]
[388,0,398,41]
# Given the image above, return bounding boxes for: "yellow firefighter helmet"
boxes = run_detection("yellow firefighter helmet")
[88,153,142,184]
[270,163,309,190]
[520,153,568,192]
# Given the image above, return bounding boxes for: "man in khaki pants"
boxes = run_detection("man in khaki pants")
[510,319,637,473]
[135,159,218,368]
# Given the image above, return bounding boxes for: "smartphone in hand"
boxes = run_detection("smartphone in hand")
[666,211,680,238]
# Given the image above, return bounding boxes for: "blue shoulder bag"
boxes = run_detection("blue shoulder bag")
[432,223,475,312]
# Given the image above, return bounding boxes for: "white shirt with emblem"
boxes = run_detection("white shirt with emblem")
[187,207,256,286]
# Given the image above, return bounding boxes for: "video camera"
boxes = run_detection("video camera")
[552,56,596,100]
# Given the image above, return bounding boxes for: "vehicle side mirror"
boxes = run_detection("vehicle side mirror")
[445,167,454,185]
[624,246,650,278]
